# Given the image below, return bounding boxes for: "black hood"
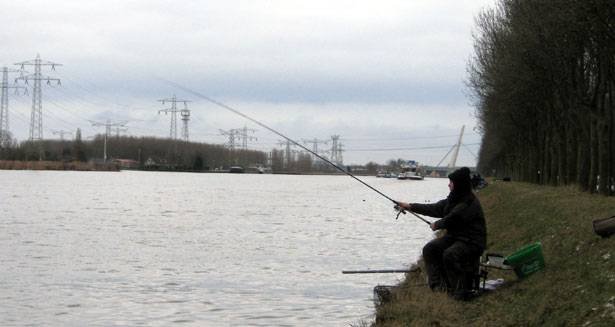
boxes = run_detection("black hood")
[447,167,472,203]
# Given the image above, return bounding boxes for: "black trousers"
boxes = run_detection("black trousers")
[422,236,482,293]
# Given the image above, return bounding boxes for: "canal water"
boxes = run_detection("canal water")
[0,170,448,326]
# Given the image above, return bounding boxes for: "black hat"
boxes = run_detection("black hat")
[448,167,471,184]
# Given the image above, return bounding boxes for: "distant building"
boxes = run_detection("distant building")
[144,157,158,169]
[113,159,140,169]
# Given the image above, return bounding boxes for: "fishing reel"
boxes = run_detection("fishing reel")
[394,205,406,220]
[393,204,431,227]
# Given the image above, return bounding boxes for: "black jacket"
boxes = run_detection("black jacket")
[411,193,486,250]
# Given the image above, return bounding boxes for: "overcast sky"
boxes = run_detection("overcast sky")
[1,0,495,166]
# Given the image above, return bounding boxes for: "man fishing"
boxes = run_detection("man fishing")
[171,83,486,300]
[394,167,486,300]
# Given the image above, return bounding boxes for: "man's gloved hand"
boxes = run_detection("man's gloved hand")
[394,201,411,211]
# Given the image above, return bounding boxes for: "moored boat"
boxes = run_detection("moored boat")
[376,170,397,178]
[229,166,245,173]
[397,160,424,180]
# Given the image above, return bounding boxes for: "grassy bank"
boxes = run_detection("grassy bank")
[0,160,119,171]
[373,181,615,326]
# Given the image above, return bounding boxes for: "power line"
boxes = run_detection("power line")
[344,143,480,152]
[45,98,97,125]
[59,74,133,109]
[341,133,473,142]
[6,108,30,130]
[41,110,78,132]
[11,91,81,139]
[462,143,478,159]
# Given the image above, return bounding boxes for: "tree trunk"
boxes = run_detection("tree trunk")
[566,124,577,184]
[610,80,615,195]
[598,119,610,195]
[558,127,567,185]
[589,117,599,193]
[543,133,551,185]
[578,138,589,191]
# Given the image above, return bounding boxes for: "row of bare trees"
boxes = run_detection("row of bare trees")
[0,131,340,173]
[0,132,267,171]
[468,0,615,194]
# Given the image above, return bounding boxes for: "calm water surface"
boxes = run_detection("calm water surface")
[0,170,448,326]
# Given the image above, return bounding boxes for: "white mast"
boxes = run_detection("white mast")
[448,125,465,170]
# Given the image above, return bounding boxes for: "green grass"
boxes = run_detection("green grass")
[373,181,615,326]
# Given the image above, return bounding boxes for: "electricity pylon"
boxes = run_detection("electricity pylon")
[14,54,61,141]
[220,129,240,150]
[329,135,344,166]
[180,109,190,142]
[114,126,128,138]
[220,126,256,150]
[302,137,328,165]
[90,119,127,162]
[52,129,73,141]
[238,126,256,150]
[158,95,189,140]
[278,140,297,168]
[0,67,26,147]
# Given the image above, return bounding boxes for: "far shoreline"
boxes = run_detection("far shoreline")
[0,160,119,172]
[0,160,385,176]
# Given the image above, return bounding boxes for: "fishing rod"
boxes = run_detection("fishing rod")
[163,79,430,225]
[342,269,414,274]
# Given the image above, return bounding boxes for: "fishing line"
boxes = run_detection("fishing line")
[163,79,430,225]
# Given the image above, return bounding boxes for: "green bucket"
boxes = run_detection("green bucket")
[504,242,545,278]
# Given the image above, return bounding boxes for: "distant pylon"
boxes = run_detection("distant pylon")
[90,119,128,162]
[0,67,26,147]
[114,126,128,138]
[330,135,344,166]
[158,95,190,140]
[220,126,256,150]
[220,129,240,150]
[239,125,256,150]
[52,129,73,141]
[180,109,190,142]
[302,138,328,162]
[15,54,62,141]
[278,139,296,167]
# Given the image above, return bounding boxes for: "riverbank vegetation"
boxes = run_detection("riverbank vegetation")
[0,135,357,173]
[0,132,267,171]
[468,0,615,195]
[372,181,615,326]
[0,160,118,171]
[0,132,408,174]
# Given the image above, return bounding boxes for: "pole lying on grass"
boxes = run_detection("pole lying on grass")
[163,79,431,226]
